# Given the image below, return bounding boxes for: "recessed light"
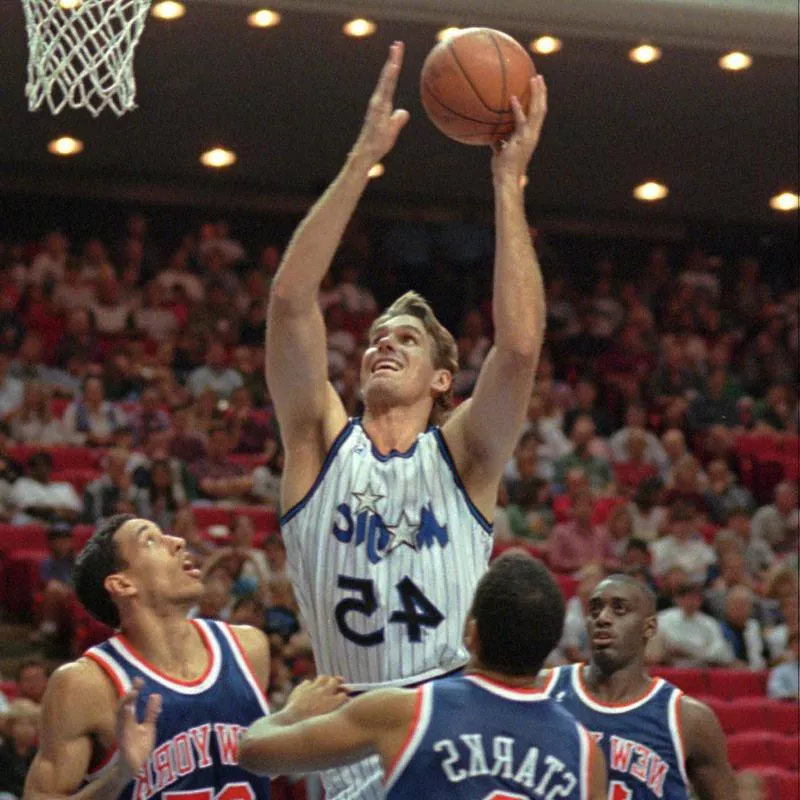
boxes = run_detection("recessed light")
[770,191,799,212]
[200,147,237,168]
[58,0,83,9]
[633,181,669,202]
[719,51,752,71]
[248,9,281,28]
[629,44,662,64]
[48,136,84,156]
[343,18,376,38]
[436,27,461,43]
[151,1,185,21]
[368,163,385,179]
[530,36,562,55]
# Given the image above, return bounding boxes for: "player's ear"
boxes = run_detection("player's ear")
[463,616,479,655]
[431,369,452,395]
[105,572,137,599]
[643,614,657,643]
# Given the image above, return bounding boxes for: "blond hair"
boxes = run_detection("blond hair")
[368,291,458,425]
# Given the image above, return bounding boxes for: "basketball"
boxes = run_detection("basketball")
[420,28,536,146]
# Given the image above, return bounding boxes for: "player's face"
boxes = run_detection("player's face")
[361,315,450,410]
[110,518,203,608]
[586,580,655,672]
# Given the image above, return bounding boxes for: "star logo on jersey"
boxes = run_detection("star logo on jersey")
[350,484,384,515]
[384,510,419,554]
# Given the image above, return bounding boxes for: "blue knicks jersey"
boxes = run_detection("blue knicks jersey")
[386,674,593,800]
[547,665,689,800]
[84,619,270,800]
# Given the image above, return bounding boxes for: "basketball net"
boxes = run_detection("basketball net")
[21,0,153,117]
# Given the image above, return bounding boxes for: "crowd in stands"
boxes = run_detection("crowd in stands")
[0,213,797,799]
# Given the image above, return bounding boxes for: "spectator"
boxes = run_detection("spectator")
[503,430,542,504]
[238,300,267,349]
[53,308,101,370]
[229,387,271,454]
[189,422,246,501]
[332,263,377,316]
[100,351,141,402]
[232,346,267,408]
[766,631,799,699]
[0,421,25,482]
[721,508,774,578]
[52,257,94,312]
[62,376,126,447]
[28,230,68,284]
[751,481,799,555]
[515,393,570,481]
[230,594,267,628]
[14,660,48,704]
[718,586,767,670]
[548,490,616,574]
[78,237,113,283]
[83,447,136,522]
[0,291,26,355]
[89,275,134,336]
[127,385,171,448]
[188,575,234,621]
[687,366,740,431]
[31,524,76,653]
[613,427,659,497]
[609,404,669,471]
[552,414,613,494]
[131,457,188,530]
[753,382,794,431]
[9,383,66,446]
[159,246,205,302]
[652,581,734,667]
[168,402,207,464]
[187,341,244,400]
[650,503,715,584]
[129,429,196,501]
[704,460,756,525]
[622,539,658,592]
[627,476,666,542]
[0,352,24,421]
[607,503,634,562]
[248,442,284,508]
[0,699,40,800]
[132,280,178,343]
[649,339,701,409]
[563,377,614,438]
[764,592,798,665]
[198,220,247,265]
[8,451,81,524]
[661,454,709,516]
[172,506,215,564]
[505,478,553,543]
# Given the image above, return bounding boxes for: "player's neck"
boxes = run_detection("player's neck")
[583,659,652,703]
[465,664,539,690]
[120,607,207,680]
[361,404,430,453]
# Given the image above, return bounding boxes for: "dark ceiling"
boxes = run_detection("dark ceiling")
[0,1,797,226]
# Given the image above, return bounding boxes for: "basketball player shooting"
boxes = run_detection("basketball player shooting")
[21,514,347,800]
[266,41,547,799]
[239,554,607,800]
[540,574,737,799]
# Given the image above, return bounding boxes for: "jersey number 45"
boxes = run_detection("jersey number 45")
[335,575,444,646]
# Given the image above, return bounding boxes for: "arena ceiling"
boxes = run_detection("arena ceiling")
[0,0,797,227]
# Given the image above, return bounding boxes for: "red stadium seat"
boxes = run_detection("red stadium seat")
[727,732,774,770]
[73,524,94,551]
[191,506,232,529]
[772,736,800,771]
[777,770,800,799]
[650,667,708,697]
[0,523,48,553]
[231,506,279,532]
[713,698,768,734]
[0,548,47,620]
[707,669,768,700]
[768,702,800,736]
[52,467,102,494]
[555,573,578,601]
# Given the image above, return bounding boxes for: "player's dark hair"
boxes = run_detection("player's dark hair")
[471,553,565,676]
[73,514,136,629]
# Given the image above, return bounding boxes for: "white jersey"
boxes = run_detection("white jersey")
[281,418,493,690]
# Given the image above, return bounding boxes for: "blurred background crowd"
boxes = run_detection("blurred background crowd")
[0,212,796,800]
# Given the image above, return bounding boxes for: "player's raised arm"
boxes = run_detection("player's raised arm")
[239,678,414,777]
[442,76,548,511]
[24,664,158,800]
[681,696,738,800]
[266,43,410,486]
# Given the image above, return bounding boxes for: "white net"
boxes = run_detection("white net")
[22,0,153,117]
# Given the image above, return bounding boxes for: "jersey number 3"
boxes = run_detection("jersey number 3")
[335,575,444,646]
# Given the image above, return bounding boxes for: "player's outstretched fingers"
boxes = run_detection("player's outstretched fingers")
[373,42,404,105]
[143,691,162,725]
[117,677,143,723]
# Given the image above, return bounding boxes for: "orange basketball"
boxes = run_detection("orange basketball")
[420,28,536,146]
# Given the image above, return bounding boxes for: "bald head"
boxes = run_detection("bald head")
[598,573,657,615]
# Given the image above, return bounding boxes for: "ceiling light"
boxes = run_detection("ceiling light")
[633,181,669,202]
[530,36,562,55]
[247,9,281,28]
[629,44,662,64]
[200,147,237,168]
[368,163,385,179]
[769,191,799,212]
[58,0,83,9]
[48,136,84,156]
[151,1,185,21]
[436,27,460,43]
[719,51,752,71]
[343,18,376,38]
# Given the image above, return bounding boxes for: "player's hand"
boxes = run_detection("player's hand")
[285,675,349,721]
[491,75,548,184]
[352,42,410,165]
[116,678,162,780]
